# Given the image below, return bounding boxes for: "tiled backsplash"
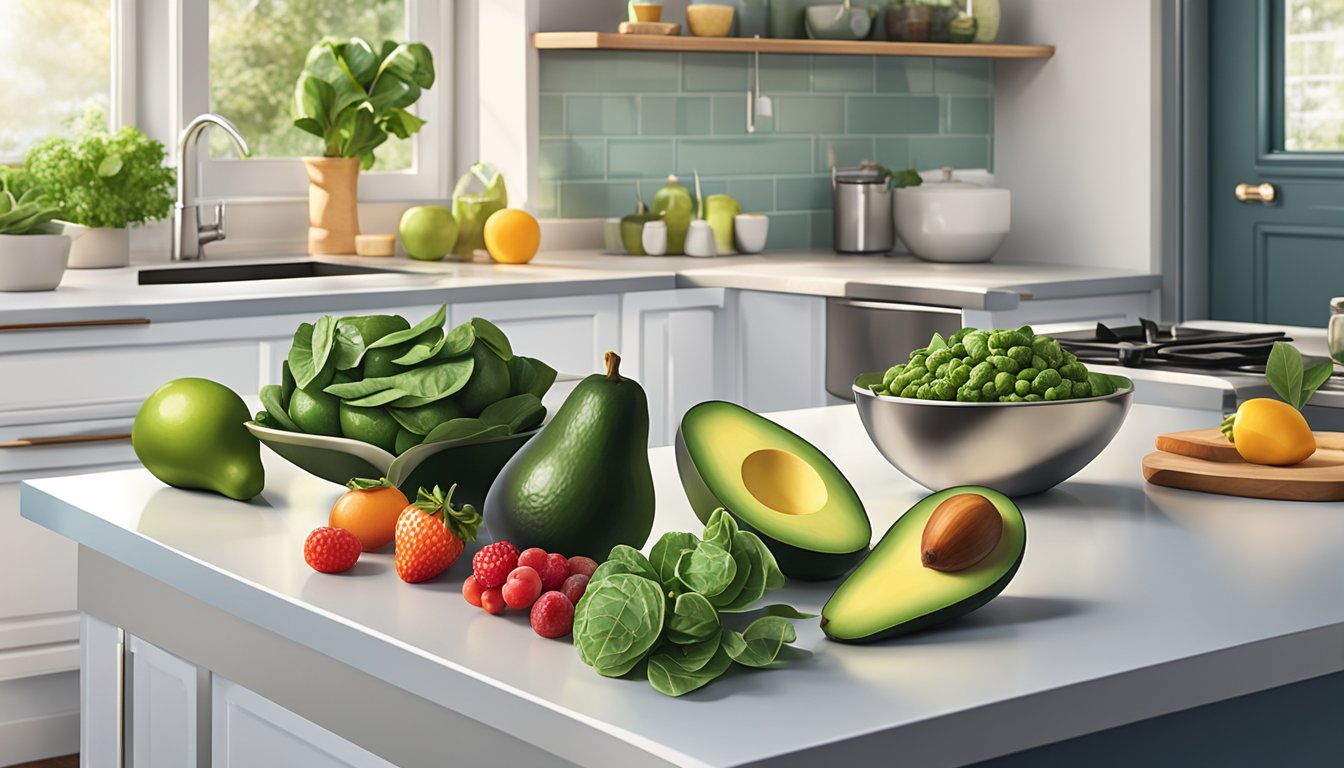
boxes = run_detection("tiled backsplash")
[538,51,993,249]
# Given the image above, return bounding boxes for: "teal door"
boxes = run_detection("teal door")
[1210,0,1344,328]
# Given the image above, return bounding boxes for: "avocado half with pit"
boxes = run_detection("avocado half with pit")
[821,486,1025,643]
[675,401,871,580]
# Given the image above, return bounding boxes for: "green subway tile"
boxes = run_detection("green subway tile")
[812,56,874,92]
[608,139,677,179]
[558,181,637,219]
[684,53,748,92]
[934,58,992,95]
[760,54,811,93]
[847,95,939,134]
[875,137,910,168]
[641,96,712,135]
[775,175,831,211]
[910,136,990,170]
[875,58,933,93]
[766,212,811,250]
[537,181,558,219]
[539,95,564,137]
[712,94,772,135]
[539,51,680,93]
[539,138,605,181]
[810,211,834,249]
[566,95,638,135]
[698,178,776,212]
[814,137,875,171]
[774,96,845,134]
[948,96,992,134]
[677,138,813,176]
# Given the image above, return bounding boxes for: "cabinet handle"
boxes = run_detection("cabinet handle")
[0,433,132,448]
[0,318,150,332]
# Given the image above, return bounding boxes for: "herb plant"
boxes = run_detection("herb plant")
[572,510,813,697]
[24,115,175,229]
[292,37,435,170]
[0,173,61,236]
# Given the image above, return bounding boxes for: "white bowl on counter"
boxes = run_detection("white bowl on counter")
[895,167,1010,263]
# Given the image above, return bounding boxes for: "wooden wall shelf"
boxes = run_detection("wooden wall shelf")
[533,32,1054,59]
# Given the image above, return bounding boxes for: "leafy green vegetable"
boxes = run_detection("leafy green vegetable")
[258,385,300,432]
[0,174,61,235]
[1266,340,1334,411]
[478,394,546,434]
[288,323,334,391]
[723,617,797,668]
[675,540,736,597]
[331,324,365,371]
[508,356,558,400]
[590,545,660,585]
[572,573,666,677]
[647,643,733,697]
[324,358,474,402]
[470,317,513,361]
[654,634,721,673]
[666,592,720,645]
[649,531,698,588]
[293,37,435,170]
[422,418,509,445]
[362,305,447,358]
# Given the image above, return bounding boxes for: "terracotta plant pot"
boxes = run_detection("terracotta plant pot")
[304,157,361,254]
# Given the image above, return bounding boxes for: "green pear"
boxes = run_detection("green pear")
[132,378,264,501]
[652,175,693,255]
[704,194,742,254]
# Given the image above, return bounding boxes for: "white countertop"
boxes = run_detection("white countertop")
[1,250,1160,326]
[20,404,1344,767]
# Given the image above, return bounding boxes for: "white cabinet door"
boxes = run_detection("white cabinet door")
[213,675,395,768]
[80,614,122,768]
[451,294,621,377]
[621,289,726,447]
[728,291,828,414]
[127,635,202,768]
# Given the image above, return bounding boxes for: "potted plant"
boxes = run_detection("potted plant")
[24,114,175,269]
[292,37,435,254]
[0,171,71,291]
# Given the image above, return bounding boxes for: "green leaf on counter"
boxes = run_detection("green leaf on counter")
[470,317,513,360]
[666,592,720,646]
[590,545,659,586]
[716,532,768,613]
[650,531,698,589]
[722,616,797,668]
[707,533,754,611]
[573,572,665,677]
[656,634,721,673]
[675,540,736,597]
[647,643,733,697]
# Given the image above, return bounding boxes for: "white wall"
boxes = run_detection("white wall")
[992,0,1160,273]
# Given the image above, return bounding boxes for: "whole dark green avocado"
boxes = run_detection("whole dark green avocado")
[484,351,654,558]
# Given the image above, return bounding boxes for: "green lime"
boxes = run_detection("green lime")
[394,427,422,455]
[453,344,511,416]
[288,385,342,436]
[363,342,413,379]
[388,398,466,435]
[338,402,401,453]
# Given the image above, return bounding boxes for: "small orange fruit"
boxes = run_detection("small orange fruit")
[483,208,541,264]
[329,478,410,552]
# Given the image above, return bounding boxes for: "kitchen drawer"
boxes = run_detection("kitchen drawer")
[451,295,620,377]
[0,417,137,477]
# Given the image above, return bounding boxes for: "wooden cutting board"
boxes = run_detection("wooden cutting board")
[1143,427,1344,501]
[618,21,681,35]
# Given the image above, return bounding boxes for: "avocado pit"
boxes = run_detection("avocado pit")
[920,492,1003,572]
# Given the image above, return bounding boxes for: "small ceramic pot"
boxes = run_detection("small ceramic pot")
[641,220,668,256]
[603,218,624,253]
[733,214,769,254]
[687,4,735,37]
[65,224,130,269]
[0,234,71,291]
[684,220,717,257]
[736,0,769,36]
[630,1,664,22]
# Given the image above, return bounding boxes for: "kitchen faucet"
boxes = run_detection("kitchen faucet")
[172,113,249,261]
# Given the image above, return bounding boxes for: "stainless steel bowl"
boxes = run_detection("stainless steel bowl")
[852,372,1134,496]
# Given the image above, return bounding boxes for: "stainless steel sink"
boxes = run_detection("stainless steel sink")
[138,261,402,285]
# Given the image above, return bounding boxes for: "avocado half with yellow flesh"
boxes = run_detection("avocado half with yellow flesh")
[821,486,1025,643]
[675,401,871,580]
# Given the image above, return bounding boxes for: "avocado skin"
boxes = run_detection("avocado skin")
[675,429,868,581]
[484,363,654,558]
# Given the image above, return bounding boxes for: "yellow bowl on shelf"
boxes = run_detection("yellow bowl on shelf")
[686,4,734,37]
[631,2,663,23]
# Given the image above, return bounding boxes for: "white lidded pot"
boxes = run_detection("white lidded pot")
[894,167,1010,263]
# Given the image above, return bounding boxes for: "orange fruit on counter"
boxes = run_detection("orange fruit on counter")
[483,208,541,264]
[329,479,410,552]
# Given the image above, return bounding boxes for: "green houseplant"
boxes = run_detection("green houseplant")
[292,37,435,254]
[0,170,72,291]
[24,114,175,268]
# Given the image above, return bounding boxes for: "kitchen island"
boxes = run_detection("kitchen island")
[21,403,1344,767]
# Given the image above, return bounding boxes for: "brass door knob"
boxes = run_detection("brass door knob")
[1235,182,1276,203]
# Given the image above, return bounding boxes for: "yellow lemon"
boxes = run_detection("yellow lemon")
[1225,398,1316,466]
[483,209,541,264]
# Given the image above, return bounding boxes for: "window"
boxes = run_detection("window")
[1285,0,1344,151]
[0,0,113,162]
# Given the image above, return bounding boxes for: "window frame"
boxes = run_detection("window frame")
[173,0,453,203]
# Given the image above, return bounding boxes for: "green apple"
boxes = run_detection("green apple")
[398,205,458,261]
[704,194,741,254]
[652,175,693,255]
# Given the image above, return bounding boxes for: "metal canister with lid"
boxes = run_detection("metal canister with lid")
[832,162,893,254]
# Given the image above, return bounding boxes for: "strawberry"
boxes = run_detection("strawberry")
[394,485,481,583]
[473,541,520,589]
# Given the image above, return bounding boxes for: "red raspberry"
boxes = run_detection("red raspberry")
[538,552,571,592]
[567,556,599,578]
[480,587,506,615]
[517,547,548,572]
[462,575,484,607]
[530,591,575,638]
[502,566,543,610]
[560,573,590,606]
[304,527,361,574]
[472,541,520,589]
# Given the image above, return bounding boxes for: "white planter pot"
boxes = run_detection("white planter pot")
[65,224,130,269]
[0,234,71,291]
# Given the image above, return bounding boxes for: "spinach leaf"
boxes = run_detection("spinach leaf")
[707,533,753,610]
[507,356,558,400]
[331,323,365,371]
[391,328,446,366]
[364,304,446,354]
[591,545,659,585]
[470,317,513,360]
[722,617,797,668]
[258,385,300,432]
[717,532,769,613]
[309,315,337,381]
[752,530,787,590]
[649,531,697,589]
[434,321,477,360]
[1266,341,1304,407]
[666,592,720,645]
[702,507,738,551]
[423,418,509,445]
[479,394,546,433]
[656,634,721,673]
[288,323,328,390]
[573,573,665,678]
[344,388,412,408]
[324,358,474,401]
[675,540,736,597]
[750,604,817,620]
[647,643,733,697]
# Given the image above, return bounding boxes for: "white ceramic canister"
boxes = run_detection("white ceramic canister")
[65,224,130,269]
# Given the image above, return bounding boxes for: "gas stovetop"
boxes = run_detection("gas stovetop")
[1053,319,1290,370]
